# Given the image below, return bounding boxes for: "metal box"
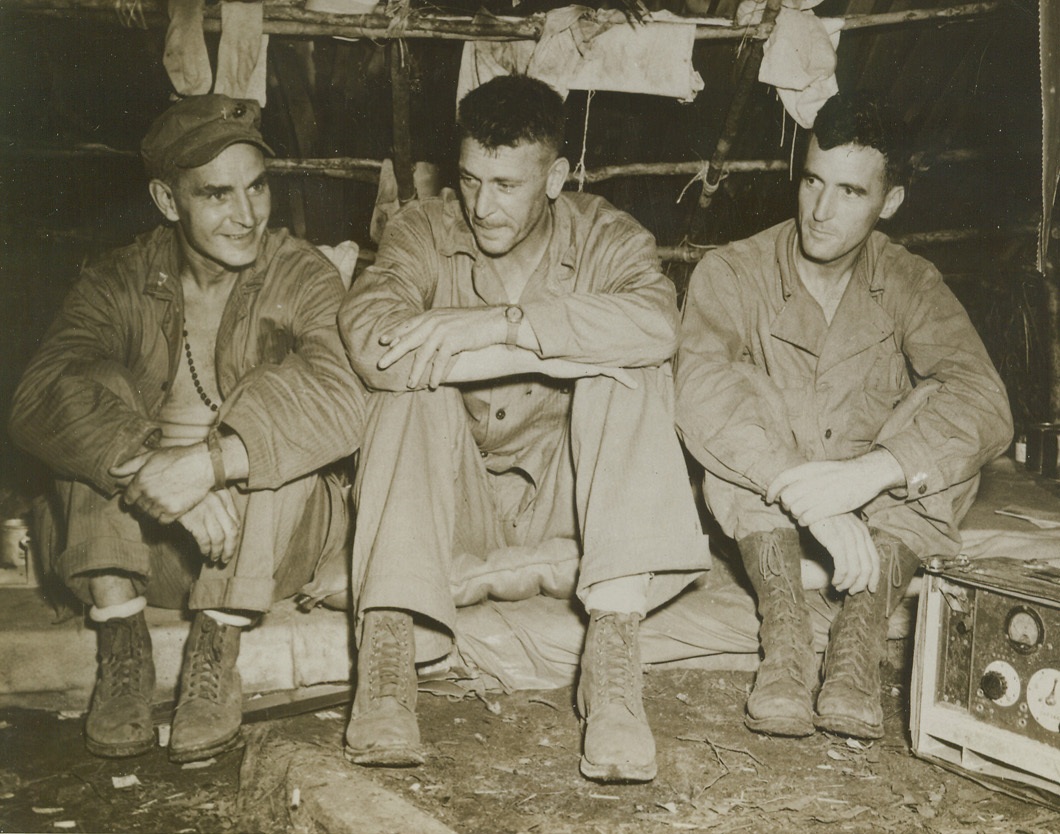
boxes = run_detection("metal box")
[911,556,1060,806]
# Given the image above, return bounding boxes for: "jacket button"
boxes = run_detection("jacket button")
[824,428,832,439]
[918,484,927,495]
[496,409,506,420]
[160,381,168,391]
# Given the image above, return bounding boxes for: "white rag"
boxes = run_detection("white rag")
[456,6,703,107]
[758,5,843,129]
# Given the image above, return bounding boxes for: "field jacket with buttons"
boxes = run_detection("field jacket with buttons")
[675,219,1013,552]
[338,191,679,484]
[10,225,366,497]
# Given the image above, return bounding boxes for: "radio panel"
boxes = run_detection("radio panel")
[912,557,1060,804]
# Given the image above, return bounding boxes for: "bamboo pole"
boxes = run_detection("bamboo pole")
[657,224,1044,263]
[697,0,783,211]
[6,0,1003,42]
[389,41,416,204]
[0,140,997,186]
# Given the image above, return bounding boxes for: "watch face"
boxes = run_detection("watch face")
[506,306,523,323]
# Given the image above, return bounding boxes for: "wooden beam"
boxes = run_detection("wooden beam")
[6,0,1003,42]
[658,224,1044,263]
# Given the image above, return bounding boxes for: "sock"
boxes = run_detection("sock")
[89,595,147,623]
[583,573,651,617]
[204,609,254,628]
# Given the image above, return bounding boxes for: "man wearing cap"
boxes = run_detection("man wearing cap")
[9,95,365,762]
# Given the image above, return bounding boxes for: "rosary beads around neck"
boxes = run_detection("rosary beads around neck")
[183,329,221,413]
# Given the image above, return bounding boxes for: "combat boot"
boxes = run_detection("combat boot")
[577,610,656,782]
[85,609,156,757]
[169,612,244,762]
[738,529,817,737]
[345,608,423,766]
[814,530,921,739]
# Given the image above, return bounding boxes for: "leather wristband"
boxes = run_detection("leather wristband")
[206,428,226,491]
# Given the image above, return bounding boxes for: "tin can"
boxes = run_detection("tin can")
[1025,422,1058,473]
[1043,426,1060,480]
[1,518,28,570]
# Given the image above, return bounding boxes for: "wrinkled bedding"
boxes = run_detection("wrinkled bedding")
[445,458,1060,691]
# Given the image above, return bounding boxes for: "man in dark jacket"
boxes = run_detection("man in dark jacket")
[10,95,365,763]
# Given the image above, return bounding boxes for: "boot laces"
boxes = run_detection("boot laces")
[826,599,880,695]
[756,537,812,686]
[184,617,229,703]
[368,616,412,704]
[99,618,147,699]
[592,615,636,707]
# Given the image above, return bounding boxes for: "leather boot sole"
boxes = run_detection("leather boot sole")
[85,734,155,759]
[813,712,883,739]
[744,713,814,737]
[344,743,424,767]
[579,754,657,783]
[168,727,244,763]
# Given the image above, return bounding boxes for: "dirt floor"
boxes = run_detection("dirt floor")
[2,655,1060,834]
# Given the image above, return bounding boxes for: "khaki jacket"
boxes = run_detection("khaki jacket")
[10,226,365,496]
[339,192,678,485]
[675,220,1012,551]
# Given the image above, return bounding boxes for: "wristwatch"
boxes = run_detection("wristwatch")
[504,305,524,348]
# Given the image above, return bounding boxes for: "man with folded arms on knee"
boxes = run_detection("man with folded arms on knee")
[10,95,365,762]
[675,92,1012,740]
[339,74,708,782]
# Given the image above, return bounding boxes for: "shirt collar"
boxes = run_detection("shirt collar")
[776,219,887,300]
[142,225,273,298]
[435,191,578,272]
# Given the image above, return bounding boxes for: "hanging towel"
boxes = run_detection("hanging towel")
[164,0,212,96]
[758,6,843,128]
[455,30,535,113]
[215,1,269,107]
[529,7,703,102]
[456,7,703,107]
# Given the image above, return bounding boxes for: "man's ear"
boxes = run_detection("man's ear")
[148,179,180,223]
[879,184,905,221]
[546,156,570,200]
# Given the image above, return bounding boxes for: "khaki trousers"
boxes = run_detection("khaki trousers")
[351,367,710,662]
[41,362,350,613]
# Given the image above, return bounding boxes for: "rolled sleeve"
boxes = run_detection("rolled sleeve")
[872,267,1012,501]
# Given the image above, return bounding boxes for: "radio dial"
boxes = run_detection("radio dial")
[980,670,1007,701]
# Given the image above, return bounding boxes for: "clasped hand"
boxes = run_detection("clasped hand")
[765,458,887,526]
[110,443,214,525]
[378,307,507,390]
[177,490,242,564]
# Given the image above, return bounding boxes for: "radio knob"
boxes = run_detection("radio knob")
[981,670,1008,701]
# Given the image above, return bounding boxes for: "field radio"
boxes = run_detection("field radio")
[911,555,1060,806]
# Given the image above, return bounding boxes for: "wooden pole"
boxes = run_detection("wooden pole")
[697,0,783,211]
[389,40,416,204]
[9,0,1003,42]
[657,224,1044,263]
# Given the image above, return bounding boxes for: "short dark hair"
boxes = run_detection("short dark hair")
[457,75,566,155]
[813,92,912,189]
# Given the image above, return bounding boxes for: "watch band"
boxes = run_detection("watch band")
[504,305,523,348]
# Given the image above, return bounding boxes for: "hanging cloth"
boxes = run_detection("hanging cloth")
[215,1,269,107]
[163,0,212,96]
[455,6,703,108]
[758,5,843,129]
